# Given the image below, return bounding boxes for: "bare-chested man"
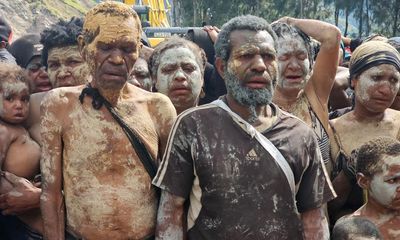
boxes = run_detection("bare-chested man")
[0,63,42,237]
[329,41,400,222]
[271,18,341,173]
[40,2,176,239]
[334,137,400,240]
[150,36,207,114]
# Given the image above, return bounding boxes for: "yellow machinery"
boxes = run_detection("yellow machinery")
[123,0,170,27]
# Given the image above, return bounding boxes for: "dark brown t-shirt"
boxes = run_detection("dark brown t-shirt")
[153,103,335,240]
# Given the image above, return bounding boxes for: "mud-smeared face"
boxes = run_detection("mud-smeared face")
[155,47,203,110]
[47,46,90,88]
[128,58,152,91]
[276,35,310,90]
[354,64,400,113]
[25,56,52,93]
[225,30,277,107]
[369,154,400,210]
[0,80,30,124]
[82,14,140,90]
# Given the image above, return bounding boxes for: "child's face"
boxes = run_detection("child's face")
[369,154,400,210]
[0,80,30,124]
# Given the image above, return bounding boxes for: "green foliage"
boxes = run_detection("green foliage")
[63,0,87,13]
[173,0,398,38]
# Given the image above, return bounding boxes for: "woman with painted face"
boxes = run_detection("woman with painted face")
[333,137,400,240]
[271,18,341,175]
[149,36,207,114]
[329,41,400,224]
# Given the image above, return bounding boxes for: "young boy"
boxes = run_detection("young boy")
[333,137,400,240]
[0,62,42,235]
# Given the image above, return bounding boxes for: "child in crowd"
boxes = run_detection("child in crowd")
[0,62,42,235]
[333,137,400,240]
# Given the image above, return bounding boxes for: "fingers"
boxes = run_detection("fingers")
[1,171,21,186]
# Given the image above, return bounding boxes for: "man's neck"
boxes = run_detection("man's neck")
[272,86,301,110]
[92,82,128,106]
[226,94,276,130]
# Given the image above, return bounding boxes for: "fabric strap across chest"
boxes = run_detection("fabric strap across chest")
[211,100,296,195]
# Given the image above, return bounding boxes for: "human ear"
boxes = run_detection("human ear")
[357,173,370,189]
[215,57,225,79]
[77,35,87,61]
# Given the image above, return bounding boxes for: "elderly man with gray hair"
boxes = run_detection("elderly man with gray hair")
[153,15,335,240]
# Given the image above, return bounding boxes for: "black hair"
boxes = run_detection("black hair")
[332,217,383,240]
[40,17,83,68]
[355,137,400,177]
[215,15,277,64]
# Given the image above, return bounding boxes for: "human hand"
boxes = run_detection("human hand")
[203,25,220,43]
[0,171,41,215]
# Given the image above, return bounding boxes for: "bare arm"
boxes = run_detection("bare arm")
[287,17,341,106]
[40,92,65,240]
[301,207,329,240]
[155,190,186,240]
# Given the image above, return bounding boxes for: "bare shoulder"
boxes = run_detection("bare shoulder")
[387,108,400,120]
[127,84,176,118]
[0,124,13,143]
[330,111,353,129]
[41,86,85,111]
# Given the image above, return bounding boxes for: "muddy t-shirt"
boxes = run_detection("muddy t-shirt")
[153,103,335,240]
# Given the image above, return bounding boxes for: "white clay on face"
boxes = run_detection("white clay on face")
[47,46,89,88]
[356,65,400,103]
[276,36,310,89]
[369,155,400,207]
[155,47,203,106]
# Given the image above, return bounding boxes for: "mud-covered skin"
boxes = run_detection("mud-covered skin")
[40,85,176,239]
[47,46,90,88]
[155,47,203,114]
[25,56,52,93]
[346,156,400,240]
[128,58,152,91]
[0,81,42,233]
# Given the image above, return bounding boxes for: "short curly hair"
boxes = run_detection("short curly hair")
[0,62,29,92]
[149,35,207,78]
[355,137,400,177]
[214,15,277,64]
[40,17,83,68]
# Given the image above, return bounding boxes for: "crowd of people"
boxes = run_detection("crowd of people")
[0,1,399,239]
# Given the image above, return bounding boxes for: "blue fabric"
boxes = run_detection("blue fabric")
[0,213,42,240]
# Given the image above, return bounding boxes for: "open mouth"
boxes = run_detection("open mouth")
[285,75,303,83]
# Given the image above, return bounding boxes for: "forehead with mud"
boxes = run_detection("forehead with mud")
[355,137,400,177]
[0,62,29,93]
[82,1,141,44]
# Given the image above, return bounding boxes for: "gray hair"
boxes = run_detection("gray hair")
[215,15,277,64]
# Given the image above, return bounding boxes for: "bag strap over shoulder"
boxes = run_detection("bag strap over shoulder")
[211,99,296,195]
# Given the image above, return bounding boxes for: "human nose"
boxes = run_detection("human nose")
[13,100,23,109]
[57,65,71,79]
[377,82,395,95]
[287,57,301,71]
[108,50,124,65]
[173,69,187,82]
[251,55,267,73]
